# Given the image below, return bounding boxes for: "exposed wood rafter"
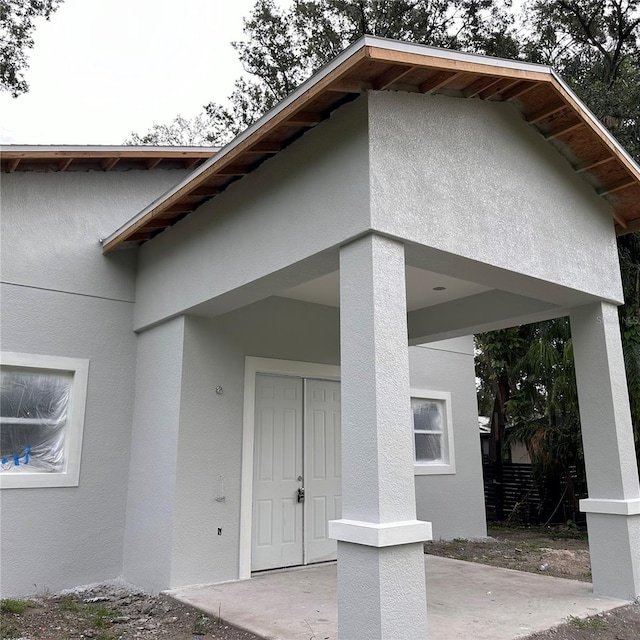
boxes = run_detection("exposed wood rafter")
[575,156,615,173]
[598,179,635,197]
[419,71,462,94]
[102,158,119,171]
[526,102,567,124]
[544,121,584,141]
[372,64,416,90]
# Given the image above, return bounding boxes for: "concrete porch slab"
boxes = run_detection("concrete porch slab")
[169,555,629,640]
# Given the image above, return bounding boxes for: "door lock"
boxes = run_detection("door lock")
[297,486,305,503]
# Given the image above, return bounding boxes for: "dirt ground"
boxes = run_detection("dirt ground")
[0,582,262,640]
[425,526,593,581]
[2,527,638,640]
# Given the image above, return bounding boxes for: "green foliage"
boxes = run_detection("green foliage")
[0,598,31,615]
[567,614,608,630]
[125,112,220,147]
[0,626,21,640]
[88,605,112,629]
[0,0,63,96]
[522,0,640,161]
[129,0,521,144]
[59,594,81,612]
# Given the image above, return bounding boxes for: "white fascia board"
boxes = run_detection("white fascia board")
[363,35,554,74]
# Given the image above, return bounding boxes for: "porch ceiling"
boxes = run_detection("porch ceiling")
[280,267,491,311]
[102,36,640,253]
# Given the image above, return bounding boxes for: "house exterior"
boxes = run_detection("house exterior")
[2,36,640,640]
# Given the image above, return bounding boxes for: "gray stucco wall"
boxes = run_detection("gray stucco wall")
[368,91,623,305]
[133,97,371,330]
[410,337,487,540]
[133,91,623,335]
[122,317,186,593]
[1,170,188,302]
[124,297,485,590]
[0,169,188,598]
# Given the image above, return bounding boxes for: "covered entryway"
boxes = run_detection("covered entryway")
[252,374,342,571]
[171,556,630,640]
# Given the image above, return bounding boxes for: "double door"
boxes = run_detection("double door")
[252,374,342,572]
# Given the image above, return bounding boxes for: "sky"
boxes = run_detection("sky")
[0,0,279,145]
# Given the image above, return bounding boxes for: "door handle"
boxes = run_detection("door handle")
[297,486,305,503]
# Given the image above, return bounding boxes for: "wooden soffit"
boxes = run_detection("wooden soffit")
[102,37,640,252]
[0,146,217,174]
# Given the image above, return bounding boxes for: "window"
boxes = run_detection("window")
[0,352,89,488]
[411,389,455,475]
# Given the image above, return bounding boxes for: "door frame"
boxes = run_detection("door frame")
[239,357,341,579]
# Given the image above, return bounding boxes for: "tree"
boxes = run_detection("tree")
[125,112,221,147]
[523,0,640,160]
[129,0,520,144]
[126,0,640,482]
[0,0,63,97]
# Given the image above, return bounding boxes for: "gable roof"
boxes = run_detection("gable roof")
[0,146,217,173]
[90,38,638,251]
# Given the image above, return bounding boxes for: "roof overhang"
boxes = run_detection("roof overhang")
[91,37,638,251]
[0,145,218,173]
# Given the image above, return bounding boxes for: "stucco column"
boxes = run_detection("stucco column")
[329,233,430,640]
[570,301,640,599]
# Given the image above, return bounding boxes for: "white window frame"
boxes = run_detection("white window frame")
[0,352,89,489]
[411,388,455,475]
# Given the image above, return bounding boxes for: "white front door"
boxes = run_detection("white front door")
[304,378,342,564]
[252,374,342,572]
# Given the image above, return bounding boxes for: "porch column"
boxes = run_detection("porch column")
[330,233,431,640]
[570,301,640,599]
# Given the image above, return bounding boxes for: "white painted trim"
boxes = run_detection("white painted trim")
[410,388,456,475]
[328,519,433,547]
[580,498,640,516]
[0,352,89,489]
[239,357,341,579]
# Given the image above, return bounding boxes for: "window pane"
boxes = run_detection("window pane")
[412,398,443,432]
[415,433,443,462]
[1,369,71,473]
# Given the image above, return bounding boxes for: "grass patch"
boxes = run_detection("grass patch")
[59,594,82,612]
[88,605,112,629]
[567,614,608,630]
[0,625,22,640]
[0,598,32,615]
[192,613,210,635]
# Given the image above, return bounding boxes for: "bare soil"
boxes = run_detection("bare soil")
[2,527,638,640]
[0,582,262,640]
[425,526,592,581]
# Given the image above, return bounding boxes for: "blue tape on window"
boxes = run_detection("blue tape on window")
[14,454,19,467]
[25,445,31,464]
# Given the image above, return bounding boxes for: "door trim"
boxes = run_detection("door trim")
[239,357,340,579]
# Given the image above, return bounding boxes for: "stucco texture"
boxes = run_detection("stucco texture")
[368,91,623,305]
[0,169,188,598]
[123,296,485,591]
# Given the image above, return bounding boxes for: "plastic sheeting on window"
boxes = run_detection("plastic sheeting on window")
[0,368,71,473]
[412,398,445,463]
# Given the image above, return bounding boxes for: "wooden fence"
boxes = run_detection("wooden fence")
[482,456,586,526]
